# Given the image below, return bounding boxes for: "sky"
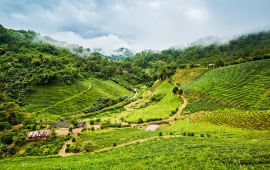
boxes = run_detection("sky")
[0,0,270,55]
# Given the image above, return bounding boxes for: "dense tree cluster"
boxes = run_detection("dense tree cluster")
[0,25,151,103]
[128,31,270,73]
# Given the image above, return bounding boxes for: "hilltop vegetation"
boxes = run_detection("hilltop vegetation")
[0,24,150,103]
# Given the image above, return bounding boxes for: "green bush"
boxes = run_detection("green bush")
[7,146,17,155]
[137,118,144,124]
[83,141,95,152]
[0,122,11,130]
[159,132,163,136]
[0,132,14,144]
[72,137,76,142]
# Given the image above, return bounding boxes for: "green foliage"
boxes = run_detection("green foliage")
[129,31,270,70]
[24,78,132,118]
[0,92,22,125]
[24,137,65,156]
[183,59,270,110]
[196,109,270,130]
[71,128,159,152]
[1,136,270,169]
[124,80,180,123]
[0,25,150,105]
[0,122,11,131]
[0,131,15,144]
[83,141,95,152]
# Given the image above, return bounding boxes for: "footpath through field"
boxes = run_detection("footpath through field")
[129,95,188,127]
[59,134,183,157]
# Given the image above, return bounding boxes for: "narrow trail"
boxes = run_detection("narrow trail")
[118,95,188,127]
[167,95,188,122]
[59,140,73,157]
[59,134,183,157]
[39,83,92,113]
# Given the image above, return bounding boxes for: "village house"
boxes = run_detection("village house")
[27,130,50,140]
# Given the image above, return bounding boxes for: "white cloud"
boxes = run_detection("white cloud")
[0,0,270,54]
[186,8,209,22]
[49,31,130,55]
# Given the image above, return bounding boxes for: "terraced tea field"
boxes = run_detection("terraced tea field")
[182,59,270,110]
[2,133,269,169]
[24,78,132,116]
[71,128,160,152]
[194,109,270,130]
[123,80,181,123]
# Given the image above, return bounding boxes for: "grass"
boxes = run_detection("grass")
[72,128,160,152]
[194,109,270,130]
[184,99,231,114]
[182,59,270,110]
[24,78,132,116]
[172,67,206,85]
[123,80,180,123]
[1,134,269,169]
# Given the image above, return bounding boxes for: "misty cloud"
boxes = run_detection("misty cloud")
[0,0,270,54]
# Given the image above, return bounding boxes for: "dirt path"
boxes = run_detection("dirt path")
[129,95,188,127]
[123,99,144,111]
[167,95,188,122]
[59,140,74,157]
[59,134,182,157]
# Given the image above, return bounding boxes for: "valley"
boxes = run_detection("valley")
[0,24,270,169]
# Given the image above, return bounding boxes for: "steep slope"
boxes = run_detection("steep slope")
[24,78,132,120]
[181,59,270,111]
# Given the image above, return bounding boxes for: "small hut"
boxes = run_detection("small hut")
[27,130,50,140]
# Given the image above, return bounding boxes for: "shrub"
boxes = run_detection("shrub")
[89,120,95,125]
[0,122,11,130]
[171,110,176,115]
[146,118,162,122]
[169,132,174,135]
[83,141,95,152]
[91,127,95,131]
[72,137,76,142]
[68,126,73,132]
[7,146,17,155]
[187,132,195,136]
[151,94,165,102]
[73,147,80,153]
[113,143,117,147]
[207,133,211,137]
[159,132,163,136]
[182,132,187,136]
[200,134,204,137]
[65,147,70,153]
[173,86,179,94]
[13,134,26,146]
[0,132,14,144]
[137,118,144,124]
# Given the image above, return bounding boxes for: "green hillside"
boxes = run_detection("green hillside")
[1,130,269,169]
[1,24,270,169]
[24,78,132,117]
[124,80,180,123]
[182,59,270,111]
